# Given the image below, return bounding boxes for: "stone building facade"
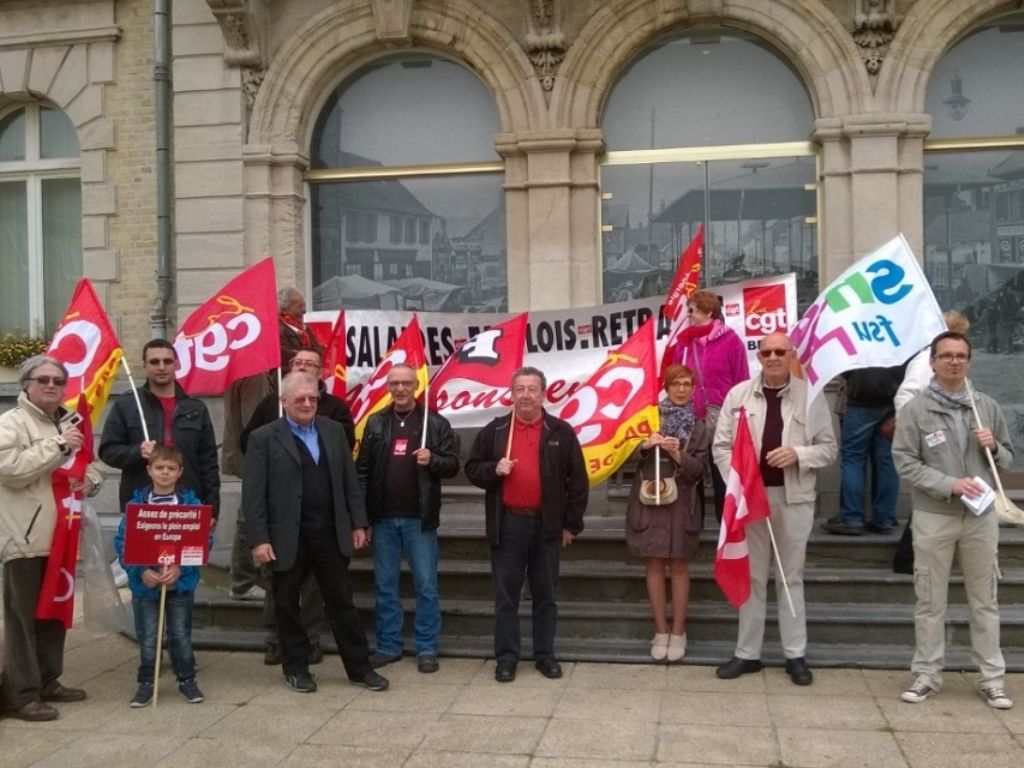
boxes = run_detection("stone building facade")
[1,0,1022,418]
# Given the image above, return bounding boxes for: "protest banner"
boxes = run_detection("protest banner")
[791,234,945,405]
[122,504,213,567]
[306,272,797,429]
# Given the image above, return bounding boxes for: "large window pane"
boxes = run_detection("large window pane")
[40,106,79,159]
[41,178,82,329]
[603,32,813,150]
[601,156,817,309]
[311,174,506,313]
[925,13,1024,139]
[0,109,26,162]
[0,180,29,331]
[310,55,501,168]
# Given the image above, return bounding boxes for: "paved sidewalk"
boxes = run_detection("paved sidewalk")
[3,624,1024,767]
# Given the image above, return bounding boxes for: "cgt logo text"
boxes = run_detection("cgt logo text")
[741,284,788,337]
[174,309,262,377]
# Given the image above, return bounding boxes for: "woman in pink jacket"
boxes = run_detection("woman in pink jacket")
[672,290,749,522]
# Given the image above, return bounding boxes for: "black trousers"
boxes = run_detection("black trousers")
[271,532,370,679]
[2,557,67,709]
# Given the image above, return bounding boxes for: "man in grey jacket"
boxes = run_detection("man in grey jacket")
[712,332,837,686]
[892,331,1014,710]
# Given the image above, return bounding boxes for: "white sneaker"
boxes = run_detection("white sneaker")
[650,633,669,661]
[901,677,937,703]
[666,633,687,662]
[979,687,1013,710]
[111,560,129,588]
[231,585,266,601]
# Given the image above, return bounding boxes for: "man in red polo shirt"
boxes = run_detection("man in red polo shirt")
[465,366,588,683]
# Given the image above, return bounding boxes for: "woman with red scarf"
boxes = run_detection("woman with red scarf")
[672,290,749,522]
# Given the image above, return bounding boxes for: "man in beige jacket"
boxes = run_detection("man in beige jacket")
[712,332,837,686]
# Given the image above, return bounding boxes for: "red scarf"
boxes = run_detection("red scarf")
[280,313,316,348]
[678,321,715,344]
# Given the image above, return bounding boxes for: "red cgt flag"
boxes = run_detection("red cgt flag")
[36,395,94,628]
[661,225,704,378]
[47,279,123,427]
[429,313,527,413]
[714,407,772,609]
[321,310,347,397]
[560,317,661,486]
[173,259,281,395]
[348,315,428,454]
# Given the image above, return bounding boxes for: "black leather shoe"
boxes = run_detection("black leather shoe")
[369,651,402,668]
[865,522,895,535]
[716,657,763,679]
[41,682,87,702]
[308,643,324,665]
[820,517,864,536]
[494,659,517,683]
[284,672,317,693]
[785,657,814,686]
[417,654,439,674]
[8,700,59,721]
[264,643,282,666]
[535,658,563,679]
[355,670,389,691]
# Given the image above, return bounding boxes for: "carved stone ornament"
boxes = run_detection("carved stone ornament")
[241,66,266,119]
[370,0,414,43]
[525,0,566,92]
[851,0,897,76]
[207,0,267,68]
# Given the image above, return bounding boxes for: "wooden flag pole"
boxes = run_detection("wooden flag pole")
[120,358,150,443]
[965,378,1024,525]
[654,446,661,505]
[504,405,516,459]
[152,580,168,707]
[277,367,284,418]
[421,379,429,451]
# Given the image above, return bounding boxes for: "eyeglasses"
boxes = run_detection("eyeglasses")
[387,380,418,388]
[146,358,175,366]
[28,375,67,387]
[668,381,694,388]
[513,386,542,395]
[935,353,969,362]
[291,359,320,369]
[758,349,790,358]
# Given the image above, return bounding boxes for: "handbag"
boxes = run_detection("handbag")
[639,475,678,506]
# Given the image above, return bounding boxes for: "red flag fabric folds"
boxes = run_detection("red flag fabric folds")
[173,259,280,395]
[47,279,123,427]
[429,313,527,414]
[349,315,428,454]
[321,310,347,397]
[714,406,772,609]
[661,225,704,378]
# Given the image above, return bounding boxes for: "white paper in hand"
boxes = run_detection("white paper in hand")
[961,476,996,517]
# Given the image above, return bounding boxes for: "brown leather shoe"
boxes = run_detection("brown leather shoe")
[9,700,59,721]
[41,683,87,703]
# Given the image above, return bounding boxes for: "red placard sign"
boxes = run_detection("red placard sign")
[123,504,213,567]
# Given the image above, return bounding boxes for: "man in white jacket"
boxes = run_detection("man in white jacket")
[712,333,837,686]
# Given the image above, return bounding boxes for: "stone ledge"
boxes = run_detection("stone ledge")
[0,26,121,51]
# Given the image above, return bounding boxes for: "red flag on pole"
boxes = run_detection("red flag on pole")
[321,310,347,397]
[173,258,281,395]
[714,406,772,609]
[429,313,527,413]
[348,315,428,454]
[661,225,704,378]
[47,279,123,427]
[35,395,93,628]
[560,317,661,486]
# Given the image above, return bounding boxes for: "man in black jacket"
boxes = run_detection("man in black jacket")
[99,339,220,522]
[356,363,459,674]
[240,347,355,665]
[465,366,588,683]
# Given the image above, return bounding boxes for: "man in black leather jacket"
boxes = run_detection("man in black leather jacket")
[356,363,459,674]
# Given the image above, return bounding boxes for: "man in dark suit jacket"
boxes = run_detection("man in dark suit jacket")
[243,372,387,693]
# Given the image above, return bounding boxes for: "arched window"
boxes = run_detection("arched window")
[0,103,81,335]
[600,30,818,309]
[923,12,1024,350]
[307,54,505,313]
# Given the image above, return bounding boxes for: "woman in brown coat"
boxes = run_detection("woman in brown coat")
[625,364,708,662]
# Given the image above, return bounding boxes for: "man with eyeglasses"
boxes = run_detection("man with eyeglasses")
[356,363,459,674]
[712,332,837,686]
[100,338,220,526]
[465,366,588,683]
[238,347,356,665]
[892,331,1014,710]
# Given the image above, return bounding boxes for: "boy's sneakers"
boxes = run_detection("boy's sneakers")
[178,678,205,703]
[130,682,154,708]
[901,676,937,703]
[979,686,1014,710]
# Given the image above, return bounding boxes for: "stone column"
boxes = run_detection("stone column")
[499,128,604,311]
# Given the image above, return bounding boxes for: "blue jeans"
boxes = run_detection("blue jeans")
[839,404,899,529]
[491,514,560,664]
[373,517,441,656]
[132,591,196,683]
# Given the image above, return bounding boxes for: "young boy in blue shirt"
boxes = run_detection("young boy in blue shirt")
[114,445,208,707]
